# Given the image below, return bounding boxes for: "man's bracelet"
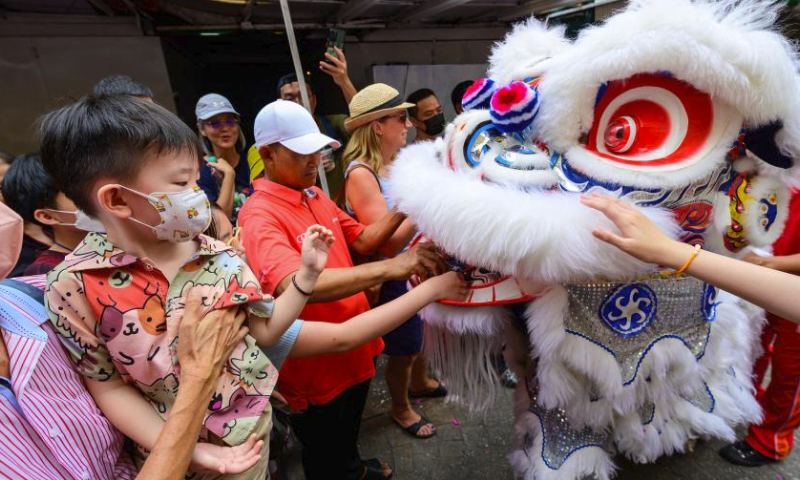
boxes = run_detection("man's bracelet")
[292,275,314,296]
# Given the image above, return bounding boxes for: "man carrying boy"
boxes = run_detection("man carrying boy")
[40,95,332,480]
[239,99,446,480]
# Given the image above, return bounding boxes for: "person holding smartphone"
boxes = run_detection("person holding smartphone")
[269,34,357,204]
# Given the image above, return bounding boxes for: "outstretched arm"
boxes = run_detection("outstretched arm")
[275,242,446,303]
[580,193,800,324]
[249,226,334,346]
[289,271,467,357]
[742,252,800,275]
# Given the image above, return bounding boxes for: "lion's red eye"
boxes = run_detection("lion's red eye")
[604,116,636,153]
[581,73,738,172]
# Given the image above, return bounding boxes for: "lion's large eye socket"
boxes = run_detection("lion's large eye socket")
[583,73,737,172]
[604,116,637,153]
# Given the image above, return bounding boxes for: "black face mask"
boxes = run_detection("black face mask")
[422,113,446,136]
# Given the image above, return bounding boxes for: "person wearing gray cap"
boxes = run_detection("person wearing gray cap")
[195,93,252,222]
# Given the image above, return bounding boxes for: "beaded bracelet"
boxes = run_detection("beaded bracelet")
[660,244,701,277]
[292,275,313,296]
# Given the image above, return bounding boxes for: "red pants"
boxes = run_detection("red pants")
[746,316,800,460]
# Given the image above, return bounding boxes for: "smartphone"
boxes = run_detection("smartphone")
[325,29,345,60]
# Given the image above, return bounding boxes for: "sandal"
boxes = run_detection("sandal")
[408,381,448,399]
[391,415,437,439]
[361,458,393,479]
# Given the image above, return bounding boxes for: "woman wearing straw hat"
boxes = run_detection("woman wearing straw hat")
[343,83,447,440]
[195,93,252,223]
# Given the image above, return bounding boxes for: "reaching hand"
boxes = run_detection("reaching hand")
[179,288,248,382]
[319,47,350,86]
[579,192,691,268]
[392,242,447,280]
[300,225,335,277]
[190,434,264,474]
[425,271,469,302]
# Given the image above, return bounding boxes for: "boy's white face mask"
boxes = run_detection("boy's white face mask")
[45,209,107,232]
[118,185,212,242]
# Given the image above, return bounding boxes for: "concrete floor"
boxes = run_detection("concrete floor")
[286,357,800,480]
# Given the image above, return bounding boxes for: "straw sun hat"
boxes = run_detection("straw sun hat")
[344,83,415,133]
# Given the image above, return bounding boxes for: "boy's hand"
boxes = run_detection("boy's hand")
[190,434,264,474]
[300,225,335,278]
[424,271,468,302]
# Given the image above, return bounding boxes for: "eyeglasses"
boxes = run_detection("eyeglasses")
[386,111,409,123]
[204,118,239,130]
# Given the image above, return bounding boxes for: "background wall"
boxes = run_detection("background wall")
[0,15,175,155]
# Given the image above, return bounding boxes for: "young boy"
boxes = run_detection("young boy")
[3,154,86,275]
[40,95,334,480]
[0,153,90,275]
[40,95,466,479]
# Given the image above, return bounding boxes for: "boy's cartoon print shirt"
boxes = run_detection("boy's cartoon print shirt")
[45,233,277,446]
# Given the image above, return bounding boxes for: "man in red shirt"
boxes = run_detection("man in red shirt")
[720,190,800,467]
[238,99,445,480]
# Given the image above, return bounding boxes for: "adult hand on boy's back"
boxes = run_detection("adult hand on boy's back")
[179,289,248,385]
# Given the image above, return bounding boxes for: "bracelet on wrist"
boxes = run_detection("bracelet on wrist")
[292,274,314,296]
[660,244,701,278]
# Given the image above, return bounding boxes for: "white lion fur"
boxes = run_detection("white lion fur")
[389,141,682,284]
[421,305,511,412]
[487,18,571,84]
[534,0,800,173]
[419,301,509,336]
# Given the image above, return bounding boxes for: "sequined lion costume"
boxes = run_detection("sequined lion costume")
[388,1,800,478]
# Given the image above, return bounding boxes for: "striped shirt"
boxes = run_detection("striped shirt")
[0,275,138,480]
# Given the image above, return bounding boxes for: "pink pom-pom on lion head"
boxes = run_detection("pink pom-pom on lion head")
[461,78,497,112]
[489,81,539,133]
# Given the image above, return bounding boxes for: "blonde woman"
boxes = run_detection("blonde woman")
[343,84,446,439]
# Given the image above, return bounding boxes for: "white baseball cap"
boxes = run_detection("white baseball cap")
[254,100,341,154]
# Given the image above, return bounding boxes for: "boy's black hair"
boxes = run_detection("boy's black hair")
[1,153,58,225]
[406,88,437,119]
[39,95,201,216]
[451,80,474,110]
[93,74,154,99]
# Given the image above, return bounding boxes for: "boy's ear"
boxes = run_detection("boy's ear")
[96,184,134,219]
[33,208,62,227]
